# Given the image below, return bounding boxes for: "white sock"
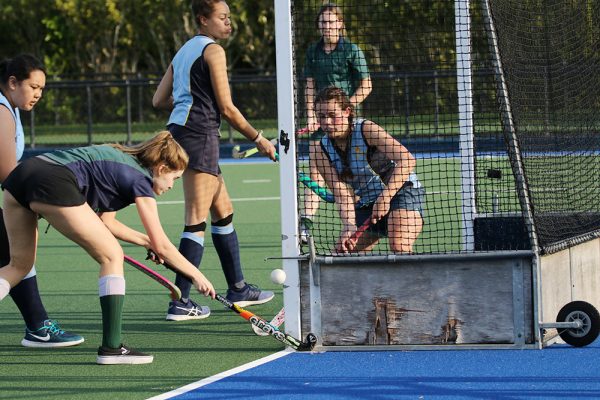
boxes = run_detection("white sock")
[0,278,11,301]
[98,275,126,297]
[23,266,37,280]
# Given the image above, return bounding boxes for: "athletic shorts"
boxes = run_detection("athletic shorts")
[1,156,85,211]
[355,185,425,237]
[169,124,221,176]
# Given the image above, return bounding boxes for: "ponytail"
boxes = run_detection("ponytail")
[110,131,189,171]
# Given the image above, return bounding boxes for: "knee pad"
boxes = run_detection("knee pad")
[184,222,207,233]
[213,214,233,227]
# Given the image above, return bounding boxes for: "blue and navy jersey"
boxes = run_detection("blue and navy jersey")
[42,145,154,212]
[0,91,24,161]
[168,35,220,135]
[321,119,421,206]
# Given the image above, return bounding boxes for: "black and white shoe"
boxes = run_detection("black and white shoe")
[96,344,154,365]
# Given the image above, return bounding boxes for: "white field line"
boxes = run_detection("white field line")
[146,350,293,400]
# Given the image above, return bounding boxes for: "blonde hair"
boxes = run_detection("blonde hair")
[110,131,189,171]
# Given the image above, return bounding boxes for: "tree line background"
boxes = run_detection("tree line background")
[0,0,597,145]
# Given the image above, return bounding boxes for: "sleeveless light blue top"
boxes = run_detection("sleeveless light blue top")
[321,119,420,207]
[168,35,220,134]
[0,91,24,160]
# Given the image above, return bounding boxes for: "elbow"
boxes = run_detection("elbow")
[150,241,172,260]
[219,104,238,121]
[152,95,165,110]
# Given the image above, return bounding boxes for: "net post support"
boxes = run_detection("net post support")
[455,0,476,251]
[275,0,302,339]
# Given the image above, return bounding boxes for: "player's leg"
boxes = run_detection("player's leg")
[387,186,425,253]
[0,192,39,293]
[300,141,325,243]
[0,204,84,348]
[165,167,214,321]
[210,178,274,307]
[166,126,217,320]
[387,209,423,253]
[32,200,152,364]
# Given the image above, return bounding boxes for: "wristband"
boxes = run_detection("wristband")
[252,130,263,143]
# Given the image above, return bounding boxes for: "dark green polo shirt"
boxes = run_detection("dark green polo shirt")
[304,37,370,97]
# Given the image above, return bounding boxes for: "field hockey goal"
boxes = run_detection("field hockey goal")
[275,0,600,350]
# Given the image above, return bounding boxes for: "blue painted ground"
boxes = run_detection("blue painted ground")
[163,339,600,400]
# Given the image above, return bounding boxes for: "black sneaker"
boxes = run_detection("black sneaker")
[226,284,274,307]
[96,344,153,365]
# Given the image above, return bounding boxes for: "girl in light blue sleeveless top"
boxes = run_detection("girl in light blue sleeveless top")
[0,54,84,347]
[313,87,425,254]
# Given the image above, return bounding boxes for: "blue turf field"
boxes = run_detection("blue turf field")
[150,339,600,399]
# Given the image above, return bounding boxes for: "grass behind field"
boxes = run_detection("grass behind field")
[0,163,284,400]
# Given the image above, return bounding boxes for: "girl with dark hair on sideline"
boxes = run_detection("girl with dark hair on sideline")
[0,131,216,364]
[153,0,277,321]
[0,53,83,348]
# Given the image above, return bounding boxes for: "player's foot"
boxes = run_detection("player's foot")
[96,344,153,365]
[166,298,211,321]
[21,319,85,348]
[226,284,274,307]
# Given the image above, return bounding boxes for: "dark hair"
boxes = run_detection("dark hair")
[314,86,355,124]
[315,87,355,181]
[0,54,46,85]
[191,0,224,26]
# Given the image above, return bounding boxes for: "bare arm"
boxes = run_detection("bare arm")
[305,78,319,131]
[0,106,17,182]
[152,64,174,111]
[362,120,416,222]
[99,211,152,249]
[135,196,215,297]
[349,77,372,108]
[313,142,358,252]
[204,44,276,160]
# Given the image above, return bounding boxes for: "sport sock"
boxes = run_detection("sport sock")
[9,268,49,330]
[211,223,244,289]
[176,232,204,301]
[99,275,125,349]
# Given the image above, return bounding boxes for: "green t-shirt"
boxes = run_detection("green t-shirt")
[304,37,370,97]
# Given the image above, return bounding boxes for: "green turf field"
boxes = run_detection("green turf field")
[0,155,526,399]
[0,163,285,400]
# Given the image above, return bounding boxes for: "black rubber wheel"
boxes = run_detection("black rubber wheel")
[556,301,600,347]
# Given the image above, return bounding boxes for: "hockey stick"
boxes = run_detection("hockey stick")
[231,138,278,159]
[252,307,285,336]
[341,219,372,252]
[215,294,316,351]
[123,255,181,301]
[138,251,316,351]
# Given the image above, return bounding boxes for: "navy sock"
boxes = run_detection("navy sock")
[176,233,204,300]
[212,224,244,289]
[1,209,47,330]
[10,276,49,331]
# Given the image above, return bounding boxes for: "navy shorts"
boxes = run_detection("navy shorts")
[1,156,86,211]
[169,124,221,176]
[355,185,425,237]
